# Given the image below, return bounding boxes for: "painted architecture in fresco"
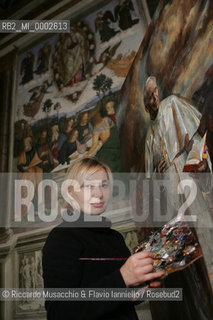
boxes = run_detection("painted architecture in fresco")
[14,0,146,178]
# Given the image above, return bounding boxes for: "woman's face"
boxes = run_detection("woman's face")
[69,169,111,215]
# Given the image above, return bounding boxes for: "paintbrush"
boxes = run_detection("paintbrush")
[78,257,167,261]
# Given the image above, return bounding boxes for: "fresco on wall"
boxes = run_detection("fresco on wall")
[14,0,147,177]
[116,0,213,173]
[115,0,213,319]
[116,0,213,251]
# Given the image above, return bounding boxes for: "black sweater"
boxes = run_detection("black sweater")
[42,216,139,320]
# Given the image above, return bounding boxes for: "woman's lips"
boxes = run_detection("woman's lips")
[90,202,104,208]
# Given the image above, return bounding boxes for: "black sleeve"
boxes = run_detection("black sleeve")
[42,228,132,320]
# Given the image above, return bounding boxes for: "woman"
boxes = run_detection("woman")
[42,157,164,319]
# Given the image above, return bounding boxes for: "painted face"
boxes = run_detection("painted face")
[41,130,47,138]
[146,79,160,119]
[72,130,78,140]
[52,125,58,133]
[89,44,95,50]
[24,138,32,152]
[68,118,74,127]
[43,82,48,90]
[80,113,88,125]
[69,169,111,215]
[69,130,78,142]
[105,101,115,115]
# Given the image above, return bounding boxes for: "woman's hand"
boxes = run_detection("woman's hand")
[120,251,164,287]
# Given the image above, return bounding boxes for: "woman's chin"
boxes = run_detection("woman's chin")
[88,204,105,215]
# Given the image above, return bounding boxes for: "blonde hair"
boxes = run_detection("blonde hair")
[65,156,113,191]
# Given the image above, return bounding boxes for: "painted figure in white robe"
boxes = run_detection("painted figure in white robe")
[143,76,213,274]
[144,76,211,177]
[62,29,85,86]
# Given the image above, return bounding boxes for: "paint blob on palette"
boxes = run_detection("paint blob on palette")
[134,218,202,277]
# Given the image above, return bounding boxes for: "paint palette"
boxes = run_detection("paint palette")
[134,218,202,276]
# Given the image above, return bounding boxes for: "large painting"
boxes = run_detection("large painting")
[115,0,213,319]
[116,0,213,173]
[13,0,148,179]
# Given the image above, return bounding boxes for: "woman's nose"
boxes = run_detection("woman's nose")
[92,186,103,198]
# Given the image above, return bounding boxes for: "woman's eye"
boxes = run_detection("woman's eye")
[84,184,92,189]
[83,182,109,189]
[102,183,109,188]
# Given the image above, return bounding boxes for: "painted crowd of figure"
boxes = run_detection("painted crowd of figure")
[18,0,140,130]
[20,0,139,87]
[51,22,96,93]
[16,0,140,182]
[20,43,51,85]
[95,0,139,42]
[16,97,123,175]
